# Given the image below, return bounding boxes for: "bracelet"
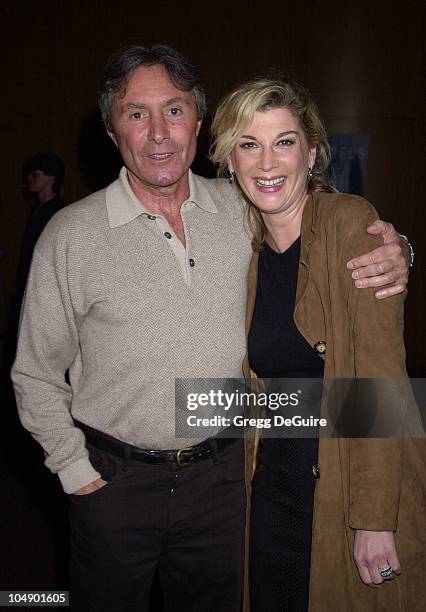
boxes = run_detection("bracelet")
[399,234,415,268]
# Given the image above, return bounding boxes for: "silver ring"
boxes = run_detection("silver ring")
[379,564,393,579]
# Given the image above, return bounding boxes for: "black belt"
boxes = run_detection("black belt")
[75,420,237,466]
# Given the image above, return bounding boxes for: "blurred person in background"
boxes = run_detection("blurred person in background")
[17,152,66,299]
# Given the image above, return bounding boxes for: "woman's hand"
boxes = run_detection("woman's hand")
[354,529,401,585]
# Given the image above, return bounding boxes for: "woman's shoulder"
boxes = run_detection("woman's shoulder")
[312,191,379,227]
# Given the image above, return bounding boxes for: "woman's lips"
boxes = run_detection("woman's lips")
[254,176,286,192]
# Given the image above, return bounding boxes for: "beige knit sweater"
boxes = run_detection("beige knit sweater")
[12,169,252,493]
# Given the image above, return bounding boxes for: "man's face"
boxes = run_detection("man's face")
[26,170,55,194]
[109,65,202,194]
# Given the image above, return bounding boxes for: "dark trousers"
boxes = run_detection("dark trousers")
[68,437,246,612]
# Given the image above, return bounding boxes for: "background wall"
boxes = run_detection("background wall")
[1,0,424,372]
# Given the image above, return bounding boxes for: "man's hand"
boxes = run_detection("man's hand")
[346,220,410,299]
[354,530,401,586]
[72,478,108,496]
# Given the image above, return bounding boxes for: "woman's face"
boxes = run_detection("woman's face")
[228,107,316,217]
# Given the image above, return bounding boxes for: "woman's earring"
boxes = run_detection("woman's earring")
[307,167,313,180]
[228,171,236,184]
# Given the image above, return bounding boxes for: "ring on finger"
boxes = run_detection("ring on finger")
[378,564,393,579]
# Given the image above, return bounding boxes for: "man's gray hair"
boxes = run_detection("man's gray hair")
[99,45,207,130]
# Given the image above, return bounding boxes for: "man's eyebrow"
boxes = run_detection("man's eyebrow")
[239,130,299,140]
[163,96,193,107]
[120,97,193,113]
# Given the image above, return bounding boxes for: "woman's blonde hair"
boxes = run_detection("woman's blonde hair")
[210,77,336,249]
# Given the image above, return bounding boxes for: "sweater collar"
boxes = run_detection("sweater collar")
[106,167,217,228]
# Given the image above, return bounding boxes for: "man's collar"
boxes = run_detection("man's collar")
[187,170,217,213]
[106,167,217,228]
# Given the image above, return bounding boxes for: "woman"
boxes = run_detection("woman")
[210,78,425,611]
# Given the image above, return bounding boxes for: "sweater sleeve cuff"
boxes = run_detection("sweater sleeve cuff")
[58,457,101,494]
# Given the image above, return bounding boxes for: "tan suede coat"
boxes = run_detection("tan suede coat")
[243,192,425,611]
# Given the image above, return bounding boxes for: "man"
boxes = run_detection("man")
[17,153,66,298]
[12,46,410,612]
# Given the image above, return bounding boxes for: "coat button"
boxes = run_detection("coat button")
[164,232,172,239]
[314,340,326,355]
[147,214,156,220]
[189,258,195,267]
[312,464,320,479]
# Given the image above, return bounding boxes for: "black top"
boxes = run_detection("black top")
[248,237,324,511]
[248,238,323,378]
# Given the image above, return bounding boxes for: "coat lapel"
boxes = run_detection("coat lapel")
[294,194,315,311]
